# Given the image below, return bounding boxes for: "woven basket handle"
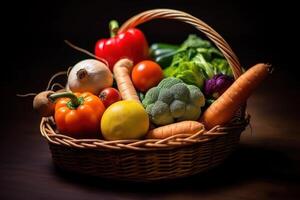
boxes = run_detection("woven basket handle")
[119,9,242,79]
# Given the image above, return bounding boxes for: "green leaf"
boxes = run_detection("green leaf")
[181,34,212,49]
[163,34,233,88]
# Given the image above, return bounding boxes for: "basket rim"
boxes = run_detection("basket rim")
[40,115,249,151]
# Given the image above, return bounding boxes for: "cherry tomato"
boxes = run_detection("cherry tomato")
[131,60,163,92]
[99,88,122,108]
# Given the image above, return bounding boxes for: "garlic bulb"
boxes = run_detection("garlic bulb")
[67,59,113,95]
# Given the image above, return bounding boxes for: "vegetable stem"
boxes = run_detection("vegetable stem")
[109,20,119,37]
[49,92,82,109]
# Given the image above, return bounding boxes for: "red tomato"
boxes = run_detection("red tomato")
[131,60,163,92]
[99,88,122,108]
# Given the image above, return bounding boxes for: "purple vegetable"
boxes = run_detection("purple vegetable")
[204,74,234,99]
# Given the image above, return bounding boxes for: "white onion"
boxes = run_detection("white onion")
[67,59,113,95]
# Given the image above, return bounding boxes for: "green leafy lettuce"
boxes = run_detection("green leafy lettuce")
[163,35,232,89]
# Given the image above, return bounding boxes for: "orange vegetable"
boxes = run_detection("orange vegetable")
[113,58,140,102]
[49,92,105,138]
[200,63,271,129]
[146,121,204,139]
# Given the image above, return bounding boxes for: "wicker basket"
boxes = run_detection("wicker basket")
[40,9,249,181]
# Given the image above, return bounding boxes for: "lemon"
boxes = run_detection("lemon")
[101,100,149,140]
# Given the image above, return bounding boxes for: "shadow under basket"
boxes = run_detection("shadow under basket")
[40,9,250,182]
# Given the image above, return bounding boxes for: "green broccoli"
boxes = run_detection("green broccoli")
[142,77,205,126]
[187,84,205,107]
[170,100,186,118]
[142,87,159,107]
[157,77,183,89]
[177,104,201,121]
[157,89,174,105]
[169,83,190,102]
[150,101,174,125]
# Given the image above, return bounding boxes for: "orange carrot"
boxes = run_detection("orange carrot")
[146,121,204,139]
[200,63,271,129]
[113,59,140,102]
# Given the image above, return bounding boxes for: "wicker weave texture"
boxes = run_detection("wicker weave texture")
[50,130,241,181]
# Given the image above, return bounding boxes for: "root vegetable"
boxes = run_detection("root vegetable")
[113,59,140,102]
[68,59,113,95]
[200,63,271,129]
[33,91,55,117]
[146,120,204,139]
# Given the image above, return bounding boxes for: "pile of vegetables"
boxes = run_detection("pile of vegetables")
[32,21,270,141]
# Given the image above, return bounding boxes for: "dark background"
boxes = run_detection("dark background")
[1,0,300,199]
[2,0,298,89]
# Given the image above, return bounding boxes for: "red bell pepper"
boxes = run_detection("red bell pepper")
[95,20,149,71]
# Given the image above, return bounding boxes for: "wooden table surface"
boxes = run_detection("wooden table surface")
[1,69,299,200]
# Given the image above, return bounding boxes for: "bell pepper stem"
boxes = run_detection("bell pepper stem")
[109,20,119,37]
[48,92,81,108]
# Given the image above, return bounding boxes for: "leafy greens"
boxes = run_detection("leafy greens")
[163,35,233,88]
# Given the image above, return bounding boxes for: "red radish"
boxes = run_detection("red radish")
[99,88,122,108]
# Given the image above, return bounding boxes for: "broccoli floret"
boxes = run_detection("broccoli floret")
[177,104,201,121]
[157,89,174,105]
[143,77,206,126]
[169,83,190,102]
[150,101,174,125]
[142,87,159,107]
[145,103,154,116]
[187,84,205,107]
[157,77,183,89]
[170,100,186,118]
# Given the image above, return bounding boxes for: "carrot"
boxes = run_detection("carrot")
[146,121,204,139]
[113,58,140,102]
[200,63,271,129]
